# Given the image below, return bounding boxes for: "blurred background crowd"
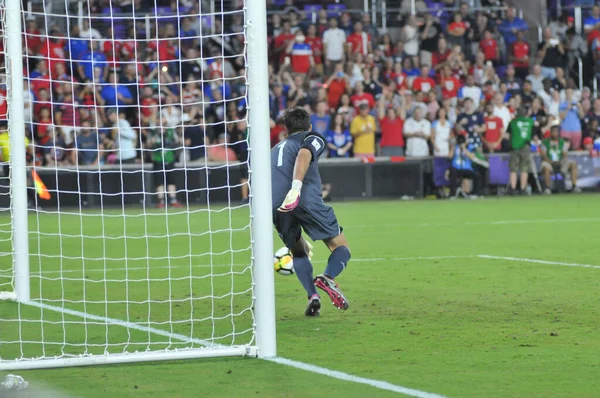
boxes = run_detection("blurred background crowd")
[1,0,600,170]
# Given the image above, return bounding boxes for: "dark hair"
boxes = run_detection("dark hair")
[283,107,311,134]
[456,134,466,145]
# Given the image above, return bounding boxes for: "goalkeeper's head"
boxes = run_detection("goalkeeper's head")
[283,107,312,135]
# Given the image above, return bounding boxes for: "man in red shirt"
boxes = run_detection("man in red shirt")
[350,82,375,111]
[274,21,295,65]
[440,65,461,100]
[346,22,372,56]
[412,65,436,94]
[479,29,499,64]
[24,19,43,56]
[377,96,405,156]
[305,24,323,75]
[510,31,530,79]
[432,37,452,72]
[483,101,504,152]
[41,32,67,77]
[287,31,314,74]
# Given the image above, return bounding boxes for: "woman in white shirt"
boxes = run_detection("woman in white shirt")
[431,107,454,157]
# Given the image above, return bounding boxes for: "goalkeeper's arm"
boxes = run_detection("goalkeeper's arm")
[278,148,311,212]
[278,133,325,212]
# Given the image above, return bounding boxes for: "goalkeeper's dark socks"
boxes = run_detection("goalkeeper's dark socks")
[293,256,318,297]
[324,246,351,279]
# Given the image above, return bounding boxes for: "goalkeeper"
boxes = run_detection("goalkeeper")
[147,122,181,208]
[271,107,351,317]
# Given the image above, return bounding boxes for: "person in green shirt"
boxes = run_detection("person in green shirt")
[540,125,580,194]
[508,106,534,193]
[147,121,181,208]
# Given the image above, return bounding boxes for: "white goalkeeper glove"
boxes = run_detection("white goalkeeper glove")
[277,180,302,212]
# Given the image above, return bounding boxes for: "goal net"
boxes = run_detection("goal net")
[0,0,275,369]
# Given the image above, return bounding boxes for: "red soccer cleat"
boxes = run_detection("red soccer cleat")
[315,275,349,310]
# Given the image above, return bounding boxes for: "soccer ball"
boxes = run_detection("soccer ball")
[274,247,294,276]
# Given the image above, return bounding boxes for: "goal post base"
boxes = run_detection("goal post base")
[0,346,255,371]
[0,291,17,301]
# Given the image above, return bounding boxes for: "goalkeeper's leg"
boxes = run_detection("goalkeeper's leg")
[290,237,320,316]
[315,232,351,310]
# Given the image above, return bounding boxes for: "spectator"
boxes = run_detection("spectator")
[440,65,461,101]
[274,20,294,66]
[503,65,522,96]
[54,88,81,147]
[508,106,533,193]
[420,14,444,68]
[530,97,548,139]
[78,41,108,82]
[361,13,378,42]
[540,125,580,194]
[432,37,452,72]
[377,94,405,156]
[483,101,504,152]
[479,29,499,64]
[565,28,587,75]
[456,98,485,143]
[362,68,383,97]
[310,101,331,137]
[458,75,483,109]
[510,31,531,79]
[270,82,288,121]
[108,109,137,164]
[404,107,431,157]
[412,65,435,94]
[347,22,372,57]
[521,79,536,105]
[67,24,89,62]
[306,24,323,76]
[551,67,567,92]
[40,126,69,166]
[583,5,600,34]
[447,12,468,50]
[537,27,567,79]
[326,114,353,158]
[493,93,512,135]
[336,93,355,126]
[79,18,102,41]
[326,63,349,109]
[339,12,354,36]
[350,103,376,158]
[401,15,420,65]
[498,7,529,48]
[287,30,314,75]
[431,107,453,157]
[584,99,600,139]
[74,121,99,165]
[526,64,545,93]
[208,133,238,162]
[183,113,208,161]
[101,73,133,109]
[350,82,375,111]
[559,89,583,149]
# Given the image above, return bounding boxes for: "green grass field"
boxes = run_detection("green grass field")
[1,195,599,397]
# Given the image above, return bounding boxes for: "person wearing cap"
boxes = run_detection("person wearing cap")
[507,106,534,194]
[540,125,580,194]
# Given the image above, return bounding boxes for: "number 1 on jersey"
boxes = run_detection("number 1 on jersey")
[277,141,287,167]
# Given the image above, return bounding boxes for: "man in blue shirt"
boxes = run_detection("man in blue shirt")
[101,72,133,108]
[77,42,108,82]
[310,101,331,137]
[584,5,600,34]
[67,24,90,62]
[498,8,529,48]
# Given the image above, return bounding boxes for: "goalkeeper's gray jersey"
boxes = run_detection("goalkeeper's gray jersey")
[270,131,326,212]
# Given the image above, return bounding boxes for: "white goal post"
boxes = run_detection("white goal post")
[0,0,276,370]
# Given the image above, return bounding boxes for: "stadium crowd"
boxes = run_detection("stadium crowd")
[1,1,600,187]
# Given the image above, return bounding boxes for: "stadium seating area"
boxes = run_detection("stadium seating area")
[2,0,600,169]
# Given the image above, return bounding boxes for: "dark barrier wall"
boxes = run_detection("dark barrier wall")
[1,153,597,209]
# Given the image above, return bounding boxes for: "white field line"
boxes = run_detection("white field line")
[23,301,449,397]
[31,255,473,276]
[22,217,600,241]
[266,357,448,398]
[478,254,600,269]
[349,217,600,229]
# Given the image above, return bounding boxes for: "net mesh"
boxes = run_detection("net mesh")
[0,0,256,365]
